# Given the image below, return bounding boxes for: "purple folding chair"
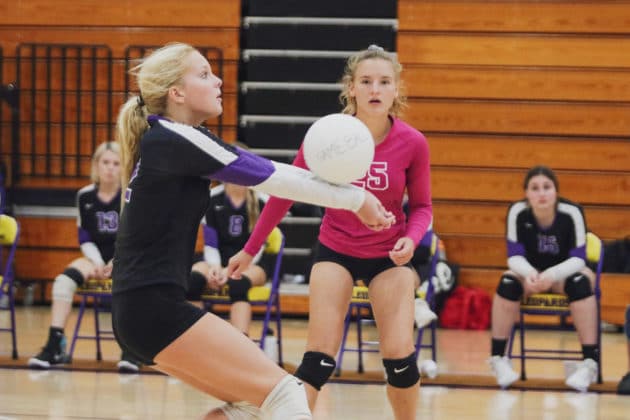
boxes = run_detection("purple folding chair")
[508,232,604,383]
[202,227,285,366]
[69,278,115,361]
[335,230,440,375]
[0,214,19,359]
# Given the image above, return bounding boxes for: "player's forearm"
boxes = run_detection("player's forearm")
[80,242,105,266]
[543,257,586,282]
[253,161,365,212]
[507,255,537,278]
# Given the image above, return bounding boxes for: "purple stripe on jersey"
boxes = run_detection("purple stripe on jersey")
[570,245,586,260]
[78,227,91,244]
[507,240,525,257]
[203,224,219,248]
[209,148,275,186]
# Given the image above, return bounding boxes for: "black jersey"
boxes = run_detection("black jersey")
[112,116,276,294]
[506,198,587,271]
[77,184,121,262]
[203,186,267,266]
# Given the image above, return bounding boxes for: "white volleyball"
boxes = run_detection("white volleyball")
[303,113,374,184]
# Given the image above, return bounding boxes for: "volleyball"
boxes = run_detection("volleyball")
[303,113,375,184]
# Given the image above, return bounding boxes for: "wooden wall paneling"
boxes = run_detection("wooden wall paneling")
[440,234,505,267]
[398,33,630,68]
[432,200,630,240]
[0,0,241,28]
[427,134,630,172]
[18,217,77,248]
[398,1,630,34]
[407,99,630,137]
[405,65,630,102]
[0,28,240,60]
[15,249,82,280]
[431,167,630,205]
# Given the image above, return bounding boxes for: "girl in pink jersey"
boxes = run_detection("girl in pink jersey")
[229,45,432,419]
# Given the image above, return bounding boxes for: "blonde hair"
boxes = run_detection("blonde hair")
[116,42,197,192]
[245,189,261,232]
[90,141,121,184]
[339,45,407,117]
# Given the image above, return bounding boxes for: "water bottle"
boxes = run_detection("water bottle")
[263,330,279,363]
[23,284,34,306]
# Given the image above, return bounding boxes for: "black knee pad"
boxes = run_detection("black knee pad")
[228,275,252,303]
[63,267,85,286]
[382,352,420,388]
[496,274,523,301]
[294,351,336,391]
[564,273,593,303]
[186,271,207,300]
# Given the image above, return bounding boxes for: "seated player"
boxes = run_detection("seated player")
[28,142,141,372]
[489,165,599,392]
[187,182,271,337]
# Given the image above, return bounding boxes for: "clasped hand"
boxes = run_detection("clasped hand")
[356,191,396,231]
[524,271,554,295]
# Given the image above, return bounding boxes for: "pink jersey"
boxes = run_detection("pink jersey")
[244,117,432,258]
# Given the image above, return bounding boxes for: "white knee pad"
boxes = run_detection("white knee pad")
[218,401,262,420]
[52,274,78,302]
[260,375,312,420]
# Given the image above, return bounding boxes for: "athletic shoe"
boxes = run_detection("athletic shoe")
[419,359,438,379]
[488,355,519,389]
[565,358,598,392]
[117,352,142,373]
[28,336,70,369]
[617,372,630,395]
[414,298,437,328]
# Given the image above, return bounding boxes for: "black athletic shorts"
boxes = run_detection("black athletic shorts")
[112,283,206,365]
[313,241,415,287]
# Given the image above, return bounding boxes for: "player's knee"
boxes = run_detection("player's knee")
[564,273,593,303]
[186,271,207,301]
[260,375,311,419]
[382,352,420,388]
[228,276,252,303]
[294,351,336,391]
[52,268,82,302]
[496,274,523,301]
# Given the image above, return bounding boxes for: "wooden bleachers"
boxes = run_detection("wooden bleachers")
[0,1,241,298]
[398,0,630,325]
[0,0,241,185]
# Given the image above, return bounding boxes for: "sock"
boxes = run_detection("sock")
[46,327,64,349]
[582,344,599,362]
[491,338,508,357]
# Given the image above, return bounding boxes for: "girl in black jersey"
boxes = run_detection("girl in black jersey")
[489,166,599,392]
[188,182,270,336]
[112,42,394,419]
[28,142,138,372]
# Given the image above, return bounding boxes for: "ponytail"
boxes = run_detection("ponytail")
[116,95,148,197]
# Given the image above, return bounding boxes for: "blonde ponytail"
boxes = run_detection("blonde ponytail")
[116,96,148,196]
